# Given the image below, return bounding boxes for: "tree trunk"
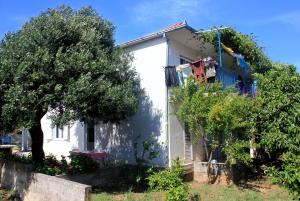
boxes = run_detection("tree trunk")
[29,120,45,163]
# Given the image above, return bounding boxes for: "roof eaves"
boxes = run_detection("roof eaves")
[119,31,165,48]
[119,22,193,48]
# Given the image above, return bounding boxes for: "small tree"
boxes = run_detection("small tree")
[171,80,258,165]
[0,6,140,162]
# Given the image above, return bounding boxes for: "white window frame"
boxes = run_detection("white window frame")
[179,55,193,65]
[52,125,70,141]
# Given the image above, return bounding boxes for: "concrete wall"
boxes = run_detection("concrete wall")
[24,173,90,201]
[0,160,91,201]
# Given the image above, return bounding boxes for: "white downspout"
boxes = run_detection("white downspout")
[21,129,29,151]
[163,33,171,167]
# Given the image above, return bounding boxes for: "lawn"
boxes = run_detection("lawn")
[0,188,19,201]
[92,179,293,201]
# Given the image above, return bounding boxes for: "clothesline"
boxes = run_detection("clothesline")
[165,57,218,87]
[165,57,255,96]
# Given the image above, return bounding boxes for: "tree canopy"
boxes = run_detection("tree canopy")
[0,6,140,162]
[256,63,300,198]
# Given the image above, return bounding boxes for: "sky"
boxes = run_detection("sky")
[0,0,300,71]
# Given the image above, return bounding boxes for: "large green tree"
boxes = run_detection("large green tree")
[256,63,300,198]
[0,6,140,162]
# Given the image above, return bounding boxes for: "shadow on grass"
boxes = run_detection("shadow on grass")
[236,176,273,193]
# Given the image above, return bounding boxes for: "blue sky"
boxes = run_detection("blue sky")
[0,0,299,70]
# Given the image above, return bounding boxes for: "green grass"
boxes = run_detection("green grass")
[92,180,293,201]
[191,184,291,201]
[92,191,163,201]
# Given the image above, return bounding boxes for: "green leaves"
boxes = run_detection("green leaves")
[257,63,300,198]
[0,6,140,130]
[147,158,185,192]
[198,27,271,74]
[171,80,257,165]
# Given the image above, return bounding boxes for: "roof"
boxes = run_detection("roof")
[119,21,197,47]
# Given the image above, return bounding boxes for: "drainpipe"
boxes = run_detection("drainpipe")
[217,29,224,87]
[163,33,171,167]
[196,27,229,87]
[21,129,29,151]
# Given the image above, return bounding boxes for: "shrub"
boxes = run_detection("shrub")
[0,152,32,163]
[69,154,98,173]
[165,184,189,201]
[34,154,65,176]
[147,158,184,192]
[148,169,184,192]
[34,164,63,176]
[170,158,184,178]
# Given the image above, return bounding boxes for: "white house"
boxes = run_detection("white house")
[36,21,253,167]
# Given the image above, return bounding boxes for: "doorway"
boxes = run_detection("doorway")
[86,121,95,151]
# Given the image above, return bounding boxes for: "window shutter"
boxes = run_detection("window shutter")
[63,125,70,141]
[50,125,57,139]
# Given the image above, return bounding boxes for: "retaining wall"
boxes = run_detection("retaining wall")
[0,160,91,201]
[193,161,231,185]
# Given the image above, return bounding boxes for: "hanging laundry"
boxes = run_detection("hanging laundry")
[205,63,217,78]
[232,53,244,59]
[222,44,248,69]
[238,57,247,68]
[232,53,247,68]
[176,64,193,86]
[190,60,207,83]
[203,57,218,79]
[165,66,179,87]
[221,43,234,56]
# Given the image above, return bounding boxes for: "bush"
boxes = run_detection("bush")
[147,158,197,201]
[34,154,65,176]
[165,184,189,201]
[69,154,98,174]
[147,158,184,191]
[35,154,98,175]
[148,169,184,192]
[0,152,32,163]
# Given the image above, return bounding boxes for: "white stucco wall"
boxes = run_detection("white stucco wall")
[42,115,85,159]
[42,36,169,166]
[92,37,169,165]
[168,39,198,66]
[167,39,199,165]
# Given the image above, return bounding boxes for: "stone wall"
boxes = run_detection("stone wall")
[0,160,91,201]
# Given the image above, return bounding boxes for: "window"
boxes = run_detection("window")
[52,125,70,140]
[184,124,191,142]
[180,55,193,65]
[86,122,95,151]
